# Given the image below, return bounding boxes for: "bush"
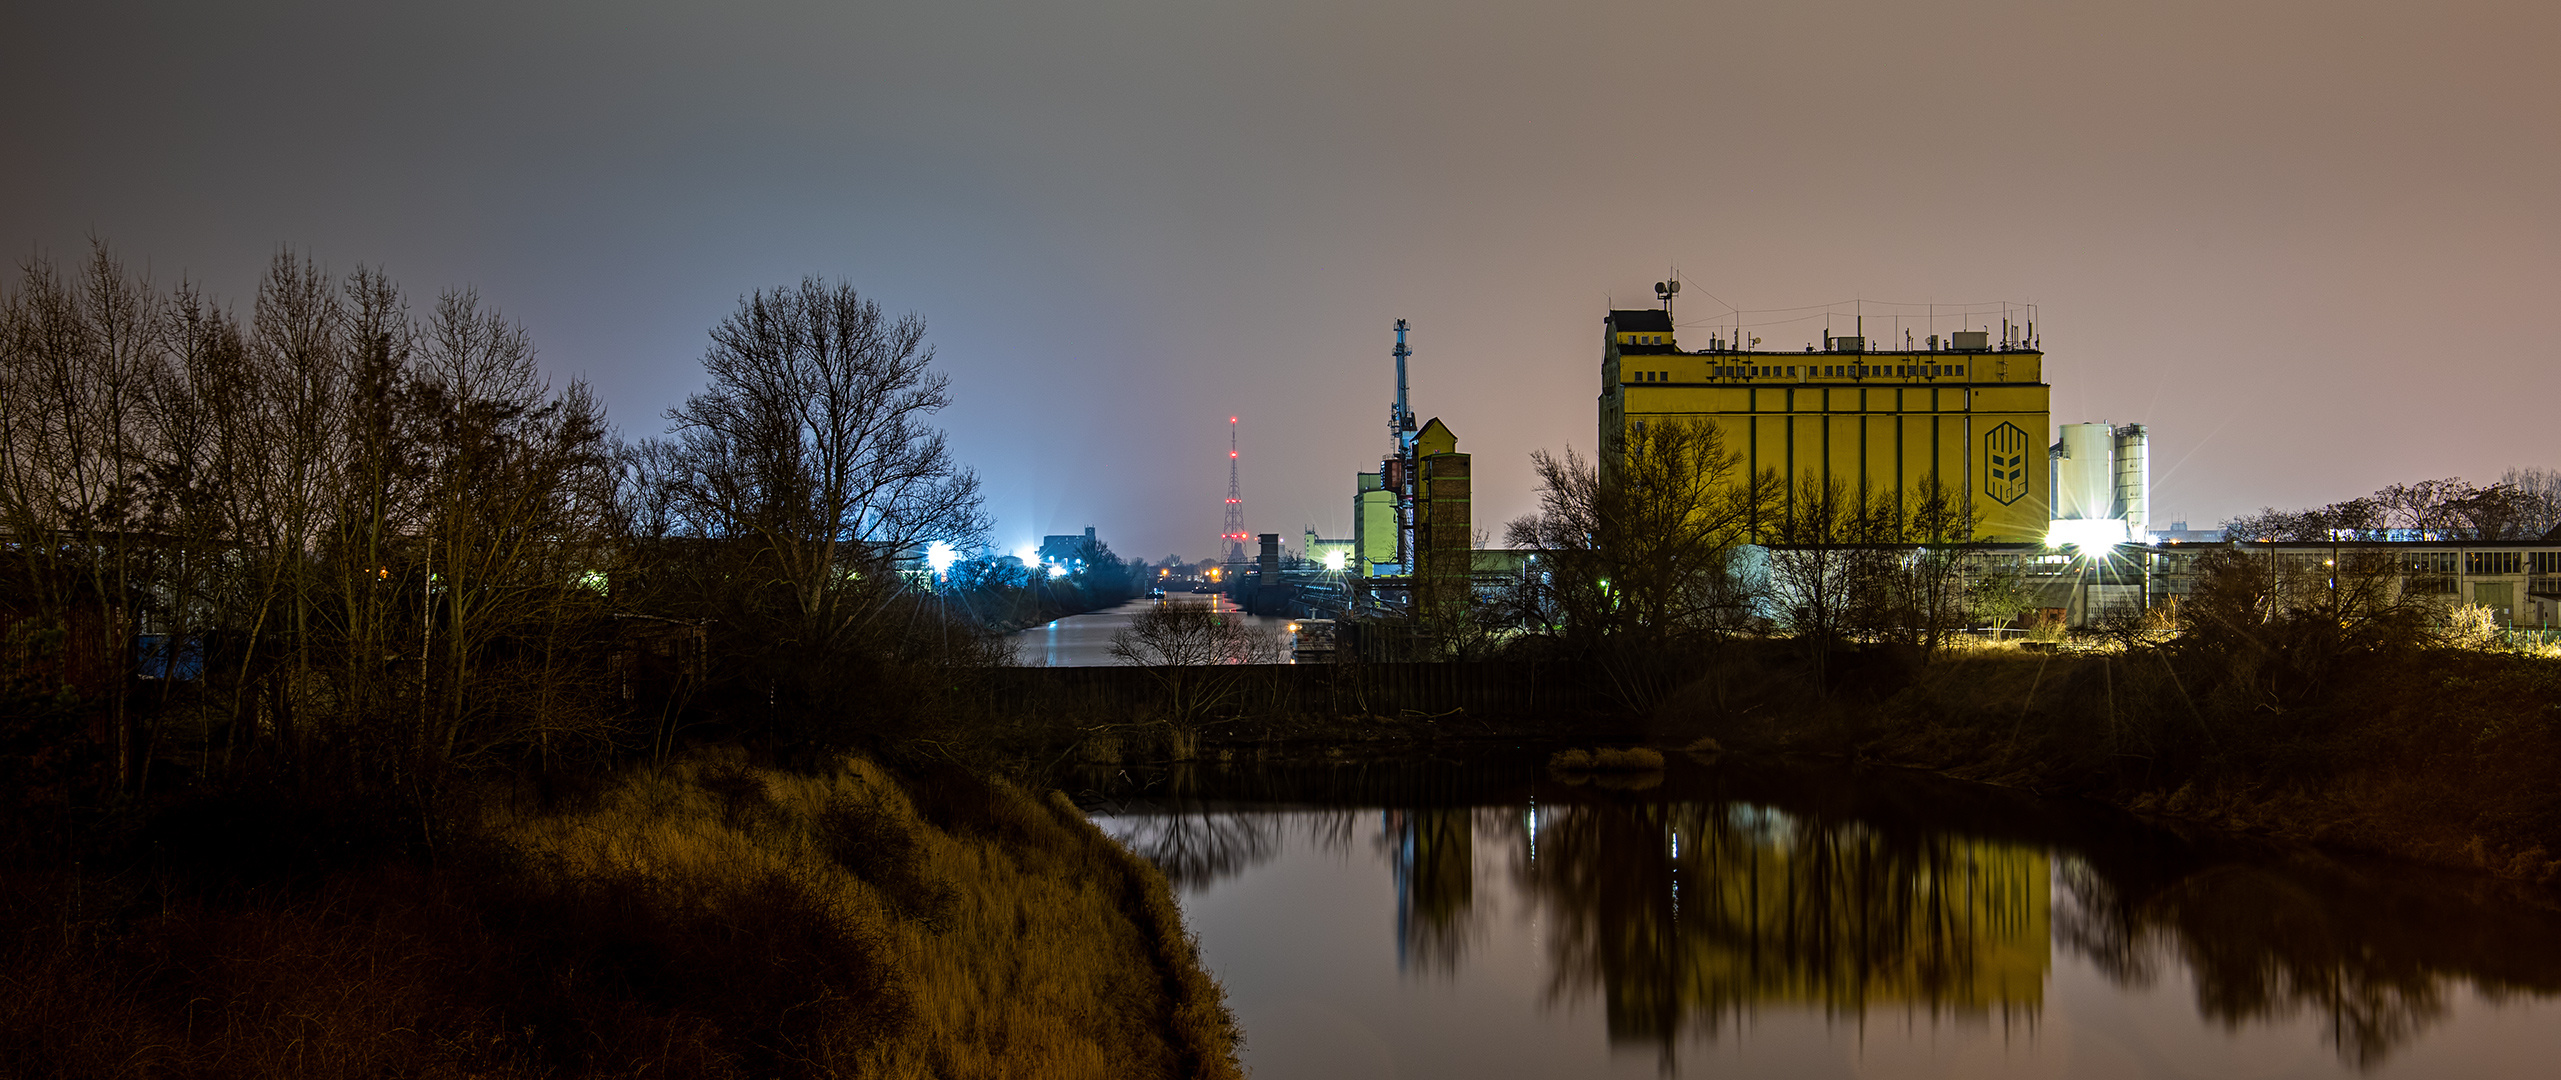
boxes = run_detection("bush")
[1548,746,1664,771]
[1592,747,1666,770]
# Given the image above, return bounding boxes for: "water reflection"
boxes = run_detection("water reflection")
[1385,810,1475,972]
[1092,758,2561,1074]
[1105,808,1278,890]
[1522,803,2047,1057]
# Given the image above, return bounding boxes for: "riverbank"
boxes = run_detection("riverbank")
[1061,634,2561,886]
[1,751,1242,1079]
[1646,638,2561,886]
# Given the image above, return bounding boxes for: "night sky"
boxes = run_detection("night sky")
[7,1,2554,562]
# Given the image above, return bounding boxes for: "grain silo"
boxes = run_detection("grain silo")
[2111,423,2149,539]
[2052,423,2116,522]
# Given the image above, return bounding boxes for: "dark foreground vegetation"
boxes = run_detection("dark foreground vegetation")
[0,243,1237,1077]
[3,753,1239,1078]
[1621,553,2561,886]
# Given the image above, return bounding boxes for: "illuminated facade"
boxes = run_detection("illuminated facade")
[1352,472,1397,577]
[1412,418,1472,611]
[1600,310,2053,542]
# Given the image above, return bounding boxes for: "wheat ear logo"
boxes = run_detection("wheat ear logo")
[1984,422,2030,505]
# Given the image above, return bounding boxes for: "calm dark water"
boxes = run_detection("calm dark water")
[1008,596,1297,667]
[1086,755,2561,1079]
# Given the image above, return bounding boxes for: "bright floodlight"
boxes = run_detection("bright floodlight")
[1046,563,1068,579]
[925,541,957,574]
[1015,544,1039,565]
[2045,518,2129,552]
[1323,550,1348,572]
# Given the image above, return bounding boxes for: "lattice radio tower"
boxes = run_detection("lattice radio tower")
[1221,416,1248,562]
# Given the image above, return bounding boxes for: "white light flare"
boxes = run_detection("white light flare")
[925,541,957,575]
[2045,518,2129,553]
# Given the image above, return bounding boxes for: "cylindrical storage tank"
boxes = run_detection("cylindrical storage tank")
[2111,423,2149,538]
[2056,423,2114,521]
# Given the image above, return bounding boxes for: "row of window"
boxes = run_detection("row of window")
[2373,551,2556,575]
[1622,362,1971,384]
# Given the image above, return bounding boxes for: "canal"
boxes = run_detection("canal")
[1009,595,1299,667]
[1087,753,2561,1079]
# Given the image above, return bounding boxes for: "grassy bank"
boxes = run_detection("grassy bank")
[1,752,1241,1079]
[1651,636,2561,884]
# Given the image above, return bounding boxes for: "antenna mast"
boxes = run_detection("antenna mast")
[1390,321,1417,573]
[1222,416,1248,563]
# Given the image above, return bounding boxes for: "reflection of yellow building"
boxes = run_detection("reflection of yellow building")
[1528,802,2049,1049]
[1600,310,2053,542]
[1674,826,2049,1012]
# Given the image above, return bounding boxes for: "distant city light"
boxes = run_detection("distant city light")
[925,541,957,574]
[1046,563,1068,578]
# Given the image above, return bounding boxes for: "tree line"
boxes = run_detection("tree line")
[1484,418,2009,699]
[1,243,1006,811]
[2222,471,2561,542]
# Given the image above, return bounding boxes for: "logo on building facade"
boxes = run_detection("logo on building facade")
[1983,422,2030,505]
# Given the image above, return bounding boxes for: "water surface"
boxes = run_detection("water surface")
[1009,595,1295,667]
[1089,756,2561,1079]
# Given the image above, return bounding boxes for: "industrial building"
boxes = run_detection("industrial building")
[2027,540,2561,629]
[1037,526,1098,568]
[2047,422,2150,548]
[1351,471,1396,576]
[1410,418,1473,614]
[1301,529,1353,572]
[1600,308,2054,542]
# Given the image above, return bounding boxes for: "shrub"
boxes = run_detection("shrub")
[1591,747,1666,771]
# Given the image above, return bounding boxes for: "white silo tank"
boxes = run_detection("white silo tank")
[2055,423,2115,521]
[2111,424,2149,538]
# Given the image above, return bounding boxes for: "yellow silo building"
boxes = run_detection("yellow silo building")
[1600,308,2052,542]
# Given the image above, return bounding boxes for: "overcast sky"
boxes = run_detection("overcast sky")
[7,1,2555,560]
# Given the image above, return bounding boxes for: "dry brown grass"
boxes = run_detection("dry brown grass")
[0,752,1242,1079]
[486,751,1240,1079]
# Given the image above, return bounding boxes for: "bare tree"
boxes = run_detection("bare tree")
[2498,467,2561,538]
[1764,473,1868,689]
[1503,419,1769,650]
[1109,599,1279,738]
[1863,475,1982,663]
[649,278,989,735]
[409,289,617,777]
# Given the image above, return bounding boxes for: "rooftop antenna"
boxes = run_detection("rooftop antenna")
[1654,278,1680,322]
[1222,416,1247,562]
